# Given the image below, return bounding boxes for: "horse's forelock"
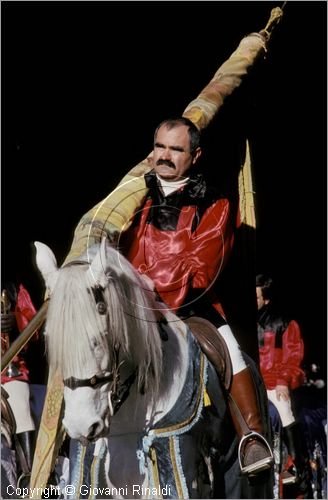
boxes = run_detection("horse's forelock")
[46,265,109,378]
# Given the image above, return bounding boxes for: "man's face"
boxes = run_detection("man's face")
[256,287,267,311]
[153,124,201,182]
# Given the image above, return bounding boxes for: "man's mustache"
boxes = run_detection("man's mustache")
[156,159,176,169]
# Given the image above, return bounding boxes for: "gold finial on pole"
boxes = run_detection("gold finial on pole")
[260,4,286,42]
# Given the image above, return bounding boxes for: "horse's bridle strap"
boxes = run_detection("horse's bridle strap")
[112,370,137,414]
[64,373,115,390]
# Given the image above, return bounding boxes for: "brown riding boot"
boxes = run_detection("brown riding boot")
[229,366,273,476]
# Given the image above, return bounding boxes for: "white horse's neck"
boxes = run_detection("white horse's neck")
[109,313,189,436]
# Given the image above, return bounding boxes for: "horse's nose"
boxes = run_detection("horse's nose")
[87,420,104,440]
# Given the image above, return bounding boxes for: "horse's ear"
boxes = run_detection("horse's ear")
[34,241,59,292]
[88,237,109,288]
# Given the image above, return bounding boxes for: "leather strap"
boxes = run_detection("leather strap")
[228,393,251,435]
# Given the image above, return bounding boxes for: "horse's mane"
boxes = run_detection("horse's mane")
[46,244,163,396]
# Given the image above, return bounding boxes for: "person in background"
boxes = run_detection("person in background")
[1,281,38,485]
[256,274,312,496]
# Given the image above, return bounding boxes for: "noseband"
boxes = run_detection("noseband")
[63,365,138,416]
[64,371,118,391]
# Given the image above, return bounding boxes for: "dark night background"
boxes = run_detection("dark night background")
[2,2,327,376]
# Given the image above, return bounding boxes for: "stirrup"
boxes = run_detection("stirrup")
[17,472,31,490]
[281,470,298,485]
[281,456,298,485]
[238,431,274,476]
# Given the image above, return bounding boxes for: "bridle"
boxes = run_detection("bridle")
[64,371,119,391]
[63,362,138,417]
[60,274,138,417]
[63,345,136,416]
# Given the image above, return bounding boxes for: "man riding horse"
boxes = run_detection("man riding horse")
[65,114,273,476]
[29,6,286,494]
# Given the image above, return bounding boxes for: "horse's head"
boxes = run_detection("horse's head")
[35,239,163,444]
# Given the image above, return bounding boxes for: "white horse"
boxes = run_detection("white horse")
[35,239,228,499]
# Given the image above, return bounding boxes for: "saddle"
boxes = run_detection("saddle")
[184,316,232,391]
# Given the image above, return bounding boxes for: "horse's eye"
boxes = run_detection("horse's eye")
[96,301,107,315]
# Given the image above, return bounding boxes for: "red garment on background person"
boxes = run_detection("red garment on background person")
[124,171,234,314]
[15,284,38,332]
[258,316,305,391]
[1,284,38,384]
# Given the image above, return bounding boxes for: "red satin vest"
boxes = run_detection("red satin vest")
[124,185,234,313]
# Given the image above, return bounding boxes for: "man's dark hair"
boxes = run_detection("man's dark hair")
[256,274,274,301]
[154,117,201,153]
